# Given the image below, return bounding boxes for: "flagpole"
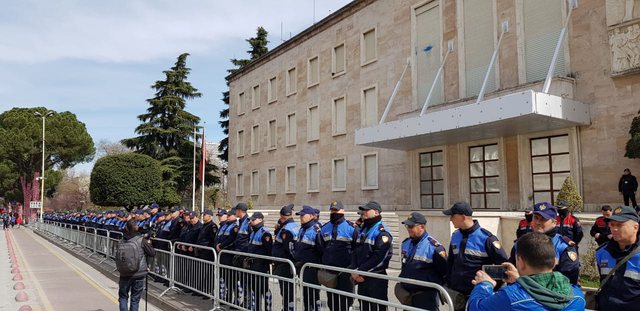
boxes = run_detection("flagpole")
[192,126,197,211]
[201,124,206,214]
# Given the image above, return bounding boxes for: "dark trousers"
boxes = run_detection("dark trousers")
[327,272,354,311]
[411,290,440,310]
[232,255,248,306]
[196,252,215,297]
[219,252,236,303]
[118,276,145,311]
[248,259,270,311]
[357,274,388,311]
[623,192,638,207]
[274,263,295,311]
[300,266,320,311]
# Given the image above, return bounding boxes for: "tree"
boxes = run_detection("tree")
[49,169,92,211]
[121,53,219,201]
[625,109,640,159]
[90,153,163,210]
[0,107,95,209]
[96,139,131,158]
[555,175,584,212]
[219,26,270,163]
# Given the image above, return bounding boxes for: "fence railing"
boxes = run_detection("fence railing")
[34,221,453,311]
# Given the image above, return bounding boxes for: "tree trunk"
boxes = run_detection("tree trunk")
[20,172,40,214]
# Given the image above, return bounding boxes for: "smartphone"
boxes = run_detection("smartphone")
[482,265,507,280]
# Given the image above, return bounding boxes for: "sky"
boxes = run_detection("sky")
[0,0,352,172]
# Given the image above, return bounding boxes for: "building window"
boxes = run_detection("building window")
[531,135,570,204]
[307,106,319,142]
[268,76,277,103]
[414,1,442,107]
[251,85,260,109]
[362,153,378,189]
[286,113,297,146]
[361,28,377,65]
[332,96,346,136]
[463,0,496,97]
[362,86,378,127]
[267,119,277,150]
[469,144,500,209]
[236,173,244,196]
[332,158,346,191]
[420,151,445,209]
[332,43,346,76]
[237,92,245,115]
[267,168,276,194]
[251,125,260,154]
[286,165,296,193]
[286,67,297,96]
[307,162,319,192]
[236,130,245,157]
[523,0,566,83]
[308,56,319,87]
[251,170,259,195]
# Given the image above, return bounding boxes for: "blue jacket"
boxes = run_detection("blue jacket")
[448,221,509,295]
[596,239,640,311]
[235,215,251,252]
[272,219,299,260]
[467,281,585,311]
[399,232,447,292]
[351,217,393,273]
[510,231,580,284]
[319,216,358,267]
[217,220,238,250]
[293,220,322,263]
[247,224,272,256]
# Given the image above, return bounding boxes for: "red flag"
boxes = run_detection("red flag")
[198,131,206,181]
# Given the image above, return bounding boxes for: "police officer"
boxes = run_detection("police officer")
[596,206,640,310]
[509,202,579,285]
[272,204,299,311]
[555,201,584,245]
[516,209,533,239]
[216,209,239,304]
[444,202,508,311]
[233,203,251,305]
[397,212,447,310]
[590,205,613,246]
[294,205,323,311]
[246,212,272,311]
[213,209,228,248]
[318,201,359,311]
[351,201,393,311]
[196,209,218,298]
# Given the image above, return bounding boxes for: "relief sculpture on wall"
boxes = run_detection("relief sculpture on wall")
[607,0,640,76]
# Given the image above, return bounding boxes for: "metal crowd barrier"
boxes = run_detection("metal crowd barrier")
[36,221,453,311]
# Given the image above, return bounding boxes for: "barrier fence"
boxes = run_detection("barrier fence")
[34,221,453,311]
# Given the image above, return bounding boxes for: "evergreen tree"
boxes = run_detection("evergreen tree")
[555,175,584,212]
[218,26,270,163]
[122,53,218,205]
[625,109,640,159]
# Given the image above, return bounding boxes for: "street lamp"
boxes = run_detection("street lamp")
[34,110,54,222]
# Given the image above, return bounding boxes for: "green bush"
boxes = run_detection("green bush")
[90,153,163,210]
[625,110,640,159]
[556,175,583,212]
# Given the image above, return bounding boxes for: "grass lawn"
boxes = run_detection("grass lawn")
[580,275,600,288]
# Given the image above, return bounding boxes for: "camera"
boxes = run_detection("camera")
[140,222,157,239]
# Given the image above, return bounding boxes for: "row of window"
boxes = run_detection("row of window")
[235,87,378,157]
[235,153,378,196]
[236,28,377,115]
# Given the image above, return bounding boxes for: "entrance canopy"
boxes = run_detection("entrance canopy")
[355,90,590,150]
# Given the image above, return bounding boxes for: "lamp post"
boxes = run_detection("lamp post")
[34,110,54,222]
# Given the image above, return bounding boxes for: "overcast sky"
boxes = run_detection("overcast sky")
[0,0,352,172]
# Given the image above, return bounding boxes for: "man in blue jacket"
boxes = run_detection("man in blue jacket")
[468,232,585,311]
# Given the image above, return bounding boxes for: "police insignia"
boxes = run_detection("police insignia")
[265,236,271,242]
[568,251,577,261]
[614,207,623,214]
[381,236,390,243]
[234,227,239,233]
[439,251,447,258]
[539,205,546,210]
[492,240,502,249]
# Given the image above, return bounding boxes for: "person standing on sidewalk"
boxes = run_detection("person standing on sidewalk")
[117,219,156,311]
[619,168,638,209]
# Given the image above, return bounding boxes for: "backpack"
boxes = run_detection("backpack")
[116,235,144,276]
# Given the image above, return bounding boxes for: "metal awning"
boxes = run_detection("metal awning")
[355,90,591,150]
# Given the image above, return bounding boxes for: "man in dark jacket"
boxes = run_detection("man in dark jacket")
[195,209,218,298]
[590,205,613,246]
[118,219,156,311]
[619,168,638,208]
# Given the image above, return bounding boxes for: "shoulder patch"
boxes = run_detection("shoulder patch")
[427,236,441,247]
[234,227,239,233]
[567,251,577,261]
[381,235,390,244]
[492,240,502,249]
[561,235,575,246]
[265,235,271,242]
[439,250,447,258]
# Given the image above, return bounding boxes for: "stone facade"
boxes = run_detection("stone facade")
[227,0,640,212]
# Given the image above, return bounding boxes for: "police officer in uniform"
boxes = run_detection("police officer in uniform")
[196,209,218,298]
[596,206,640,311]
[555,200,584,245]
[294,205,323,311]
[397,212,447,310]
[272,204,299,311]
[444,202,508,311]
[590,205,613,246]
[216,209,239,303]
[516,209,533,239]
[233,203,251,305]
[213,209,228,248]
[318,201,359,311]
[509,202,579,285]
[351,201,393,311]
[246,212,272,311]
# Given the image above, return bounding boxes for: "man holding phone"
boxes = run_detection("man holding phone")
[467,232,585,310]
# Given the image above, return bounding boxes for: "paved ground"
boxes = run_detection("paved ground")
[2,228,163,311]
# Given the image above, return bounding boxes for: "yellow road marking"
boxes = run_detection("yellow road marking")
[9,230,55,311]
[21,229,120,305]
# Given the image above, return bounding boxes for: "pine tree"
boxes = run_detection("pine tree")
[218,27,270,163]
[625,109,640,159]
[555,175,584,212]
[122,53,218,205]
